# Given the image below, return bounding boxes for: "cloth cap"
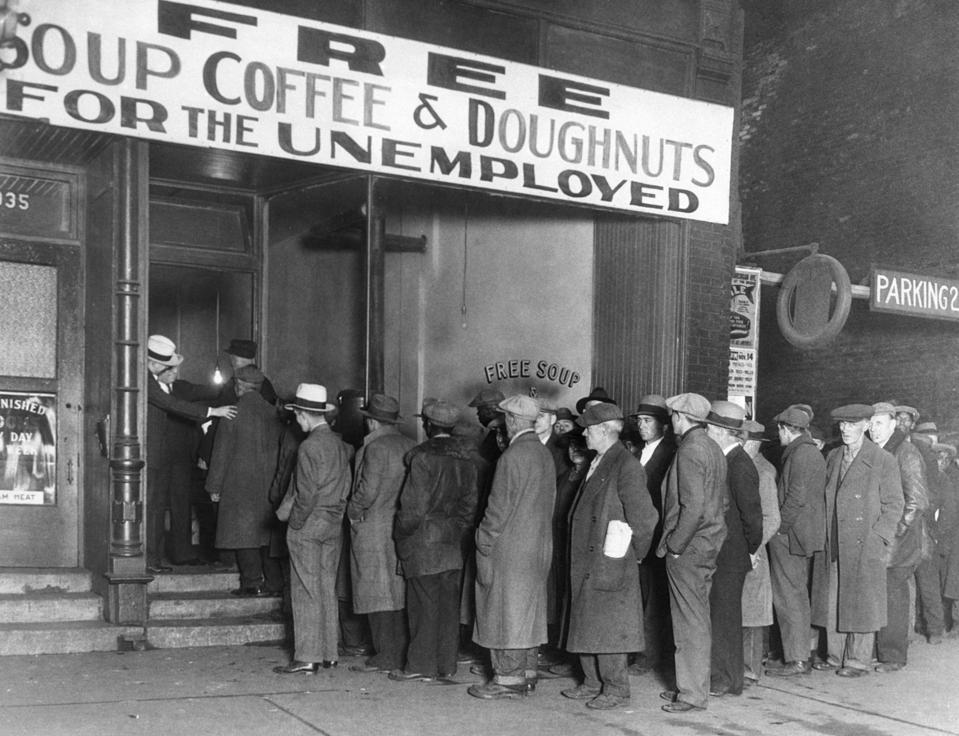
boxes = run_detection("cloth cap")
[830,404,875,422]
[774,406,811,429]
[225,339,257,359]
[915,421,939,435]
[285,383,335,412]
[933,442,957,458]
[576,402,624,427]
[147,334,183,367]
[414,397,438,417]
[234,365,264,386]
[742,419,769,441]
[630,394,669,420]
[554,407,577,422]
[665,393,711,422]
[469,388,505,407]
[789,403,815,421]
[497,394,539,421]
[535,398,557,415]
[360,393,402,424]
[871,402,897,418]
[575,386,616,414]
[894,405,920,420]
[423,399,460,428]
[704,400,748,431]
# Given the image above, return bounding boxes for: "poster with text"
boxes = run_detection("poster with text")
[0,392,56,505]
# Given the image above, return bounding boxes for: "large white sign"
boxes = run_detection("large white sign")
[0,0,734,223]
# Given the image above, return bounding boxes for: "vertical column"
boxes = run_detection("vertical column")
[364,175,385,396]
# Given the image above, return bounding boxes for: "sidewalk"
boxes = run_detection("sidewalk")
[1,635,957,736]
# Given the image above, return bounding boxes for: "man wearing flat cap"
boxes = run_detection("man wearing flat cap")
[810,404,904,678]
[869,402,930,672]
[627,394,676,676]
[560,402,656,710]
[205,366,283,596]
[469,395,555,700]
[766,405,826,677]
[657,393,728,713]
[469,387,506,467]
[703,401,764,698]
[345,394,416,675]
[394,400,478,682]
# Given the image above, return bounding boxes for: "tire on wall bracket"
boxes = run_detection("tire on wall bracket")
[776,254,852,349]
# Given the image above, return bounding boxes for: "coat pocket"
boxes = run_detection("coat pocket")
[592,554,629,592]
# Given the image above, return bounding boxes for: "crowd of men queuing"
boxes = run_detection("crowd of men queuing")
[145,333,959,713]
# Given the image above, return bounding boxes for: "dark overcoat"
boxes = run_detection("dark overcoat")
[811,438,904,632]
[563,442,656,653]
[347,424,416,613]
[640,435,676,555]
[206,391,281,548]
[473,430,555,649]
[777,434,827,556]
[882,431,929,569]
[716,445,764,573]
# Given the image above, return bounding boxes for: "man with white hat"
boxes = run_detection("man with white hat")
[145,334,236,573]
[468,395,555,700]
[657,393,727,713]
[273,383,353,674]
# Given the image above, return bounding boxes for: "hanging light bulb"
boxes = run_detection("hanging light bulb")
[213,361,224,385]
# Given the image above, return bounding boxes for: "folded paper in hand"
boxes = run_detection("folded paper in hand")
[603,519,632,559]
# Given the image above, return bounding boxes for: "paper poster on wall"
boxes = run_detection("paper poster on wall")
[0,392,56,505]
[728,266,761,417]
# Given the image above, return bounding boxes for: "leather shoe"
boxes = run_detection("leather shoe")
[662,701,705,713]
[525,677,538,693]
[322,660,337,669]
[586,694,628,710]
[350,661,389,673]
[836,666,868,678]
[659,689,679,702]
[874,662,903,673]
[812,656,841,671]
[766,660,811,677]
[388,669,433,682]
[467,681,526,699]
[147,565,172,574]
[562,684,601,700]
[230,586,263,598]
[273,661,318,674]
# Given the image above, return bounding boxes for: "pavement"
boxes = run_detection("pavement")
[1,635,958,736]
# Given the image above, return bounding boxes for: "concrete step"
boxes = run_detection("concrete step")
[148,591,282,620]
[145,615,287,649]
[147,571,239,595]
[0,591,103,623]
[0,568,93,595]
[0,621,143,655]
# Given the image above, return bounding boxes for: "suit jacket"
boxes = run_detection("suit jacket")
[657,425,727,560]
[640,435,676,554]
[287,423,352,538]
[777,434,827,556]
[563,442,656,653]
[146,375,211,469]
[716,444,764,573]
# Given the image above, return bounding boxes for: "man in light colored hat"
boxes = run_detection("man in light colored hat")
[560,402,656,710]
[627,394,676,676]
[468,395,555,700]
[766,404,826,677]
[810,404,903,678]
[869,402,929,672]
[394,399,478,682]
[657,393,728,713]
[345,394,416,675]
[273,384,353,674]
[145,334,236,572]
[702,401,764,698]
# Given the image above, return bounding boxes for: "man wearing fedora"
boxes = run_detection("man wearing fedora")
[766,405,826,678]
[560,402,656,710]
[204,365,283,596]
[628,394,676,676]
[346,394,416,675]
[146,334,236,573]
[657,393,727,714]
[469,395,555,700]
[394,400,478,682]
[274,384,353,674]
[703,401,764,698]
[810,404,903,678]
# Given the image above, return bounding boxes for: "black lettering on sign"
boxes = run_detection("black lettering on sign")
[297,27,386,76]
[157,1,258,40]
[427,53,505,99]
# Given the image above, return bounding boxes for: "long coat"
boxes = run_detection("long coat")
[347,424,416,613]
[473,430,555,650]
[563,442,656,653]
[882,430,929,569]
[742,451,780,627]
[811,438,904,632]
[716,445,764,574]
[777,434,827,556]
[287,424,353,538]
[206,391,281,548]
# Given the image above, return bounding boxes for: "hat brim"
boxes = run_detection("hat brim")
[285,401,335,412]
[575,396,615,414]
[151,353,183,368]
[359,408,403,424]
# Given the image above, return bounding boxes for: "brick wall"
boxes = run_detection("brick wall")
[741,0,959,432]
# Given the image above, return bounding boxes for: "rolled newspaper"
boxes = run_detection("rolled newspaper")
[603,519,632,558]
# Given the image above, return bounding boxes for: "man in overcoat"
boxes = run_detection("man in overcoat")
[347,394,416,674]
[469,395,555,700]
[767,405,826,677]
[394,400,478,681]
[810,404,904,677]
[703,401,764,698]
[657,393,727,713]
[869,402,929,672]
[205,366,282,595]
[273,384,353,674]
[560,403,656,710]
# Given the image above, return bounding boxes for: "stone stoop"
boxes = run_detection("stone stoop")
[0,568,141,656]
[145,570,287,649]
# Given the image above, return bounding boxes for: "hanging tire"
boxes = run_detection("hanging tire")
[776,254,852,349]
